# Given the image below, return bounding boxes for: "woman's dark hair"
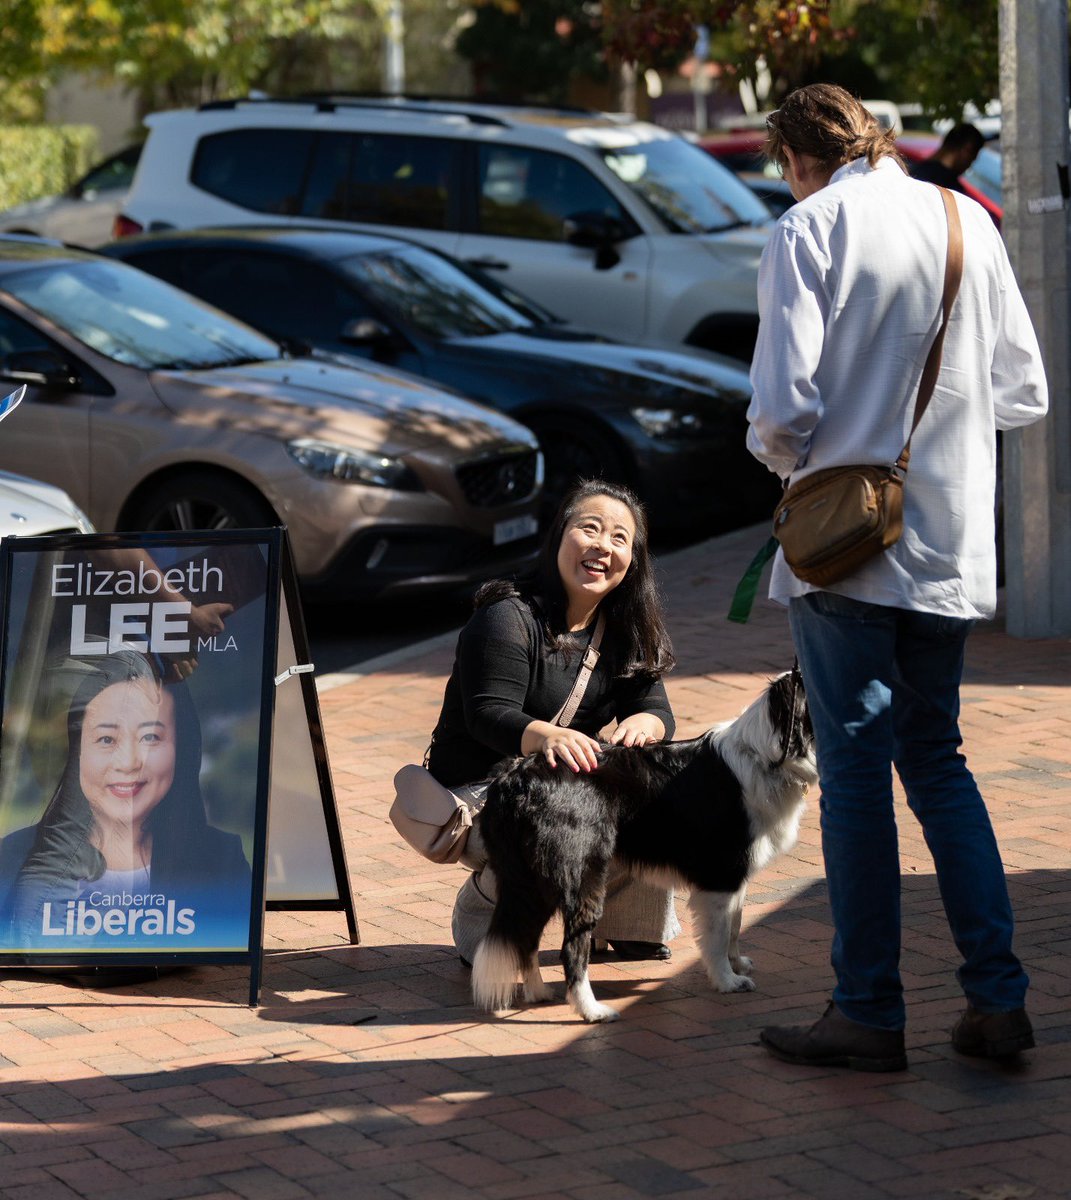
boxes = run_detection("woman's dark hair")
[765,83,904,176]
[476,480,675,679]
[13,650,213,892]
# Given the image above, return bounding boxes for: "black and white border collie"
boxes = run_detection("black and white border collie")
[471,670,817,1023]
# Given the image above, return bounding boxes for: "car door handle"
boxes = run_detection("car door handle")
[466,257,510,271]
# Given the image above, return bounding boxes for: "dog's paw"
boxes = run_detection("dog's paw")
[730,954,753,975]
[583,1003,620,1023]
[715,972,757,993]
[568,983,620,1023]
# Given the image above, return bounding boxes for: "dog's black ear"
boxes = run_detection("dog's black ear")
[767,667,812,759]
[797,680,813,744]
[767,669,796,737]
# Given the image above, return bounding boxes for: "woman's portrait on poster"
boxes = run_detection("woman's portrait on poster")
[0,648,252,949]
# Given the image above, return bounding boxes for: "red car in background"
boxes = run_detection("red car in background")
[697,131,769,176]
[700,130,1003,227]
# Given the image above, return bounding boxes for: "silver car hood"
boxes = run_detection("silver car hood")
[0,195,66,222]
[0,470,92,537]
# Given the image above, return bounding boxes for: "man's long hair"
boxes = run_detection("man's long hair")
[765,84,904,175]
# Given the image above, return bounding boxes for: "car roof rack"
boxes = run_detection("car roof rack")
[196,94,505,126]
[196,93,606,126]
[297,91,603,116]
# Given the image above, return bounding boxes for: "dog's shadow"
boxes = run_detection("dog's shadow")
[248,940,682,1030]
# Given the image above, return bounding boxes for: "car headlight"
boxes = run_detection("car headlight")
[286,439,421,489]
[630,406,707,438]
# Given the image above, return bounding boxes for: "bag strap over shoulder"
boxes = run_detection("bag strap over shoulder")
[895,186,964,474]
[551,611,606,727]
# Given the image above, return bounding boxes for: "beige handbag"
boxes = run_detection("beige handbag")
[389,613,606,863]
[773,186,963,588]
[389,764,479,864]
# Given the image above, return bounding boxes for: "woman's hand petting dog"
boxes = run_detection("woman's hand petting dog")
[529,710,667,772]
[609,712,666,748]
[532,723,602,773]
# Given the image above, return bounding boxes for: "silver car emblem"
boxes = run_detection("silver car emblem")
[498,463,518,496]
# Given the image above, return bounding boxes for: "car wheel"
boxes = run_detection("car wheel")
[528,416,633,516]
[127,471,277,532]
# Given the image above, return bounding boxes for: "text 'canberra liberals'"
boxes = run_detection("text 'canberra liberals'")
[50,558,224,597]
[38,899,197,937]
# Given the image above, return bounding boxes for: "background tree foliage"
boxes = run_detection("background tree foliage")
[0,0,1025,124]
[455,0,1008,116]
[846,0,999,119]
[454,1,608,102]
[0,0,375,113]
[1,0,477,117]
[601,1,845,97]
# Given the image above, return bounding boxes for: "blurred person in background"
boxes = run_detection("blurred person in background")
[910,123,985,193]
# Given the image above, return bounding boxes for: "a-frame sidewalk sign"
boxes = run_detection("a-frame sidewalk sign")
[0,527,357,1007]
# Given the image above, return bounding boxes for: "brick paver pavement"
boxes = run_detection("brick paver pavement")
[1,523,1068,1200]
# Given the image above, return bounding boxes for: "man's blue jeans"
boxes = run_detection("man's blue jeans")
[789,591,1028,1030]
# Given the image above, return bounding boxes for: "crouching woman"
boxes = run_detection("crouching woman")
[427,480,680,966]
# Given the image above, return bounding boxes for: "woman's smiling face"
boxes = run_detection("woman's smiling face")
[79,680,177,832]
[556,493,636,623]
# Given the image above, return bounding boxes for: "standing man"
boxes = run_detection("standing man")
[910,122,986,193]
[747,84,1047,1072]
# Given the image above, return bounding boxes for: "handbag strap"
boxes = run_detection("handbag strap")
[894,186,964,474]
[550,612,606,727]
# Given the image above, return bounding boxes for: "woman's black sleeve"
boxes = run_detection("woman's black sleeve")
[456,600,538,757]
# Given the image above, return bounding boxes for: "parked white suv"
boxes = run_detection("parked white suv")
[116,97,773,360]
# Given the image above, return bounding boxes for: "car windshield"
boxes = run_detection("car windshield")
[596,137,772,233]
[339,245,538,338]
[1,258,281,369]
[79,145,141,196]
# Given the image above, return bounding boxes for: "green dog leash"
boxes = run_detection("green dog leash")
[727,535,779,624]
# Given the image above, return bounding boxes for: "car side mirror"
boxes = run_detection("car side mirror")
[340,317,397,347]
[0,349,79,391]
[562,212,626,271]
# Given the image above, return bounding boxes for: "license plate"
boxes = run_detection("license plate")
[493,513,539,545]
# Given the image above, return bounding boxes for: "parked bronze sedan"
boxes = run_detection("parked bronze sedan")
[0,238,542,600]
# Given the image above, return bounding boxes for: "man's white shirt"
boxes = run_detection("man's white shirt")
[748,156,1048,619]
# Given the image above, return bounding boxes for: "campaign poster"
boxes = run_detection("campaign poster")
[0,531,280,962]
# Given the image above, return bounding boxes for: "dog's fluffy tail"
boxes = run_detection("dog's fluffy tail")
[472,935,521,1011]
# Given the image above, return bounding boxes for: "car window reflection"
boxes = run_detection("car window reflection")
[2,260,281,370]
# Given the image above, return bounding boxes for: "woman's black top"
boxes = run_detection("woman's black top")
[426,596,675,788]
